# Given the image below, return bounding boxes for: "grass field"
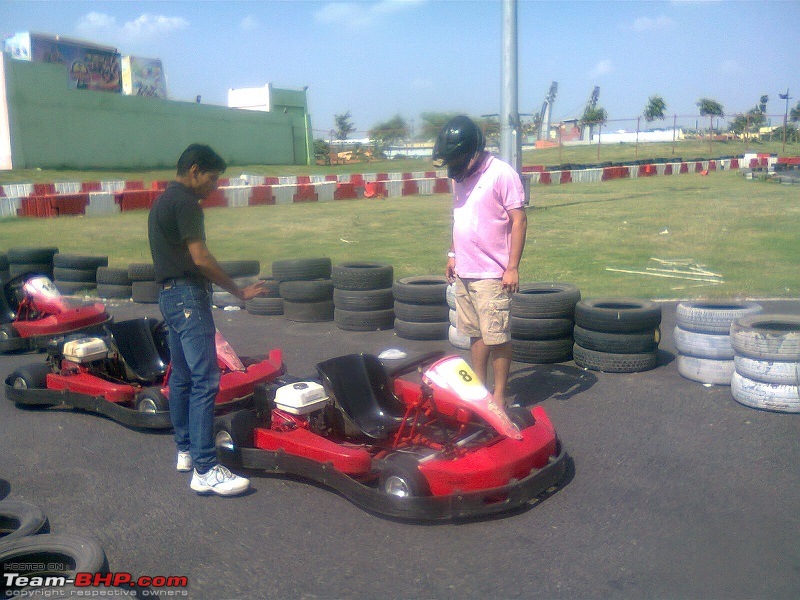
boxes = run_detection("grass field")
[1,168,796,300]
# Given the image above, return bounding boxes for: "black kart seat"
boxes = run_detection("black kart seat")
[110,318,168,384]
[316,353,406,440]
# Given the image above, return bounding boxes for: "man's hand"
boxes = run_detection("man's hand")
[501,267,520,293]
[445,257,456,284]
[240,281,267,301]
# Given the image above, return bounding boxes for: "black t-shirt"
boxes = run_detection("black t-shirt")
[148,181,206,283]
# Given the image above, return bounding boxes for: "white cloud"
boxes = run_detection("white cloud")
[630,16,675,32]
[314,0,426,30]
[240,15,259,32]
[589,59,613,79]
[76,12,188,41]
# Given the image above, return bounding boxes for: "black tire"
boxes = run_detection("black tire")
[676,301,763,334]
[573,343,658,373]
[511,283,581,318]
[379,453,430,497]
[96,283,132,299]
[730,314,800,360]
[9,364,52,390]
[511,316,574,340]
[7,247,59,264]
[257,277,281,298]
[212,275,260,294]
[0,500,49,541]
[574,298,661,333]
[271,258,332,282]
[52,253,108,270]
[334,308,394,331]
[135,387,169,413]
[246,296,284,316]
[54,280,96,295]
[214,409,258,454]
[131,280,160,304]
[279,279,334,302]
[512,338,573,364]
[219,260,261,278]
[0,534,108,582]
[0,324,20,343]
[393,318,448,340]
[573,324,659,354]
[96,267,132,285]
[0,253,8,271]
[127,263,156,282]
[10,263,53,278]
[506,406,536,430]
[333,287,393,311]
[331,262,394,291]
[393,301,449,323]
[52,267,98,283]
[392,276,448,305]
[283,299,334,322]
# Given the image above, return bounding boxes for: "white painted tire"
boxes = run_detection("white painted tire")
[731,371,800,413]
[673,326,734,359]
[446,283,456,310]
[448,325,471,350]
[733,356,800,385]
[449,309,457,327]
[730,314,800,360]
[677,355,734,385]
[675,301,763,334]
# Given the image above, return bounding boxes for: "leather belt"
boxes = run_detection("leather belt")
[161,276,205,289]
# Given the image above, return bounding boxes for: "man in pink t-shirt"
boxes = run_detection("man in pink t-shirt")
[433,116,528,406]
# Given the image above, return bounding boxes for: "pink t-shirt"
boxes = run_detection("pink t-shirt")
[452,154,525,279]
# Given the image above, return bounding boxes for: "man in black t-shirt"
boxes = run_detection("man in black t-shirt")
[148,144,264,496]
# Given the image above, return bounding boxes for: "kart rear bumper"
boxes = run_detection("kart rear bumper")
[4,380,172,430]
[220,443,568,521]
[0,315,112,354]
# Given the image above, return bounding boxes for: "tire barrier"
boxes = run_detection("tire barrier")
[0,252,9,282]
[511,283,581,364]
[444,283,471,350]
[7,247,59,279]
[128,263,158,304]
[730,314,800,412]
[212,261,261,308]
[673,301,763,385]
[273,257,334,323]
[393,276,449,340]
[246,277,283,316]
[52,253,108,296]
[573,297,661,373]
[96,267,133,300]
[332,262,394,331]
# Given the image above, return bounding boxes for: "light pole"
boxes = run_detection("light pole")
[500,0,522,175]
[779,88,792,154]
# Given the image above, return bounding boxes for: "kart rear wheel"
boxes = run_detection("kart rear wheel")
[135,387,169,413]
[379,453,430,498]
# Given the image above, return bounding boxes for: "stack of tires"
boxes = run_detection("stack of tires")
[96,267,133,300]
[730,314,800,413]
[7,247,58,279]
[52,253,108,295]
[0,253,9,282]
[573,297,662,373]
[445,283,470,350]
[393,276,449,340]
[128,263,159,304]
[511,283,581,364]
[273,257,334,323]
[245,277,283,317]
[674,301,762,385]
[332,261,395,331]
[212,260,261,308]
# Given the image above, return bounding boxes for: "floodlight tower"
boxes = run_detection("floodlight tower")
[538,81,558,141]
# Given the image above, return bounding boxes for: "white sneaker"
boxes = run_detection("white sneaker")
[176,451,192,472]
[190,465,250,496]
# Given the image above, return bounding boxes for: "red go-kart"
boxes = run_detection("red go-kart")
[0,273,110,354]
[5,317,285,429]
[215,352,568,520]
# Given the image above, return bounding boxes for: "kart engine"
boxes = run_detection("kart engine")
[274,382,328,415]
[62,337,109,364]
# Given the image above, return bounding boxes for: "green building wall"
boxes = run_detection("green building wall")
[2,55,312,170]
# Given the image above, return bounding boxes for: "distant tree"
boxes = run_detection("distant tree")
[730,95,769,137]
[369,114,409,146]
[419,112,460,140]
[697,98,724,135]
[581,105,608,140]
[314,139,330,165]
[477,116,500,147]
[758,94,769,114]
[643,95,667,122]
[334,111,356,140]
[790,100,800,122]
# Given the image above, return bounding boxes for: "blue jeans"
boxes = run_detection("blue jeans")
[159,283,220,472]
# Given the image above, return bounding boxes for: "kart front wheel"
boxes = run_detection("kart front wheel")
[0,324,20,342]
[214,409,258,454]
[9,364,51,390]
[379,453,430,498]
[135,387,169,413]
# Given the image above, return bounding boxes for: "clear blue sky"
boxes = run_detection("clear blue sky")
[2,0,798,137]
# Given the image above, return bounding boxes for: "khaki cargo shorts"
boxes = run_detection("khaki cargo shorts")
[455,277,512,345]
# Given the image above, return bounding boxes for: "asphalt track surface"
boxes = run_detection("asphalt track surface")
[2,298,799,600]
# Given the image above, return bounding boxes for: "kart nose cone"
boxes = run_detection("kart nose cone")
[384,475,413,498]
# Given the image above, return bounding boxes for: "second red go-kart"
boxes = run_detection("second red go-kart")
[215,352,568,520]
[0,273,110,354]
[4,317,285,429]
